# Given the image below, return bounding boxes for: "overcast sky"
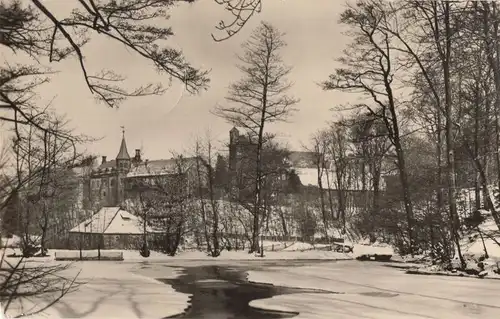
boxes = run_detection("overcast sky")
[2,0,355,161]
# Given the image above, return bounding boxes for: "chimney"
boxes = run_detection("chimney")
[102,156,107,164]
[135,149,141,162]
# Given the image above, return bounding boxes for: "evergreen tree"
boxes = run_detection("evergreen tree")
[2,190,21,237]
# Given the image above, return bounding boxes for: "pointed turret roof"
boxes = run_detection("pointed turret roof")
[116,128,130,160]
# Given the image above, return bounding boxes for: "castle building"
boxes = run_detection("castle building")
[83,126,384,212]
[84,130,203,210]
[85,130,136,208]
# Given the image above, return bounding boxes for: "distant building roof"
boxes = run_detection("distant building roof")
[69,207,150,234]
[295,168,331,189]
[98,160,117,170]
[231,126,250,133]
[288,151,318,168]
[126,157,199,178]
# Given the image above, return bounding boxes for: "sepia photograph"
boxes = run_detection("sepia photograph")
[1,0,500,318]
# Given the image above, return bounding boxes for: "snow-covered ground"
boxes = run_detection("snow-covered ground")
[0,239,400,264]
[247,260,500,318]
[0,235,21,248]
[460,215,500,262]
[401,211,500,279]
[0,247,353,262]
[1,239,362,263]
[2,261,190,319]
[352,243,394,258]
[125,249,353,261]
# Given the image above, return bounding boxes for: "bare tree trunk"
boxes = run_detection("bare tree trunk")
[324,167,336,221]
[195,150,212,254]
[335,173,346,235]
[40,205,48,256]
[393,138,415,254]
[474,80,482,211]
[372,162,381,235]
[495,108,500,201]
[278,204,289,237]
[253,116,265,254]
[482,1,500,228]
[436,109,445,215]
[463,142,496,215]
[482,85,492,208]
[206,141,221,257]
[316,160,329,238]
[443,1,465,267]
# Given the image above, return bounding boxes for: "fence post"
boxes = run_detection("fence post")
[97,235,101,261]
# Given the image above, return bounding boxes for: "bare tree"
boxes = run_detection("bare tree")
[306,132,330,238]
[0,121,84,317]
[213,22,298,253]
[347,112,391,241]
[5,114,88,253]
[326,123,351,236]
[126,155,196,256]
[212,0,262,41]
[322,1,415,254]
[192,134,222,257]
[474,1,500,227]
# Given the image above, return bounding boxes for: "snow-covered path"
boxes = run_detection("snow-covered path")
[248,261,500,319]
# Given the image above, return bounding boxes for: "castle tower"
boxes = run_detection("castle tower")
[116,126,131,172]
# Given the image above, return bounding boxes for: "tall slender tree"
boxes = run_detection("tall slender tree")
[322,1,415,254]
[214,22,298,253]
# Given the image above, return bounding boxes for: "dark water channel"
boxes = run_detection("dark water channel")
[157,265,330,319]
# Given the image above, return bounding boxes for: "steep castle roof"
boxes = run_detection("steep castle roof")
[126,157,200,178]
[116,135,130,160]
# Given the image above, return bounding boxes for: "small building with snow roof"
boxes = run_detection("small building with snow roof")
[68,206,151,250]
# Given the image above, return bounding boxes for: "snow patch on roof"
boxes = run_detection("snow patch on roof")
[105,210,145,235]
[126,157,199,178]
[69,207,150,235]
[70,207,120,233]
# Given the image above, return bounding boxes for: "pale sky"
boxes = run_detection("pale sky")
[2,0,355,161]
